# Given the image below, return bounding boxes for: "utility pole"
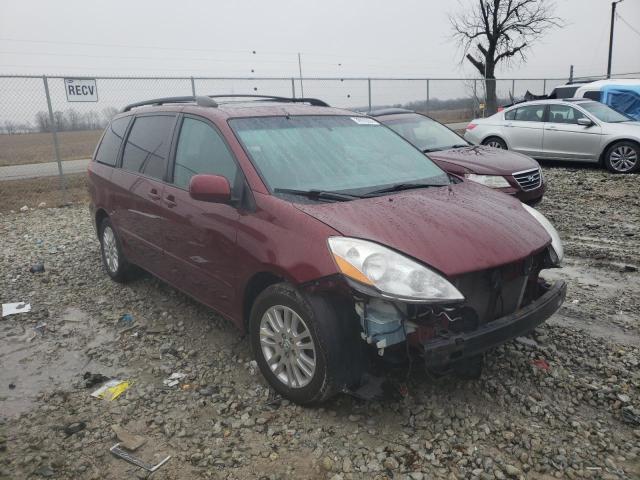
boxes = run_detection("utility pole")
[297,53,304,97]
[569,65,574,83]
[607,0,624,78]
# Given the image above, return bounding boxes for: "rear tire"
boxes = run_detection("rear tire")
[249,283,363,405]
[482,137,507,150]
[99,217,132,283]
[604,141,639,173]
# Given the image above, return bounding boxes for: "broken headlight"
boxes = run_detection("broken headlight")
[328,237,464,302]
[522,203,564,265]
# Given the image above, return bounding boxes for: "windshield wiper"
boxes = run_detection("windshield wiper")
[273,188,361,201]
[363,182,442,197]
[422,144,468,153]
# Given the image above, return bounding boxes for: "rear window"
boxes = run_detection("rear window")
[121,115,176,180]
[94,116,130,166]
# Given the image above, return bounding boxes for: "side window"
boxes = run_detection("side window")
[504,109,516,121]
[94,116,130,166]
[121,115,176,180]
[514,105,545,122]
[548,105,587,124]
[173,117,238,190]
[583,91,601,101]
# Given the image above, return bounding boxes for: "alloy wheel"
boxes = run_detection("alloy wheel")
[259,305,316,388]
[102,226,119,273]
[486,140,505,149]
[609,145,638,172]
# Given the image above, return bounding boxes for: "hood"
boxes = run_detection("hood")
[294,181,550,278]
[428,146,539,175]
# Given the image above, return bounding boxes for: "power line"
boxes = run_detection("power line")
[616,13,640,38]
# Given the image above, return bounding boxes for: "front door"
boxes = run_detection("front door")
[504,104,546,157]
[110,114,177,276]
[542,104,603,161]
[160,115,241,316]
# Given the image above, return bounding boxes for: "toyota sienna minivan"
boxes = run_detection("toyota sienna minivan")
[88,95,566,404]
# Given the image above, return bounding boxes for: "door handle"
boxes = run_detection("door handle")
[164,194,177,208]
[147,188,161,201]
[547,125,557,130]
[505,123,513,127]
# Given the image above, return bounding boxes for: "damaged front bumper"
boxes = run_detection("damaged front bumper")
[422,280,566,367]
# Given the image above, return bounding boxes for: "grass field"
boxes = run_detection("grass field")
[0,130,102,167]
[0,174,88,212]
[0,110,473,168]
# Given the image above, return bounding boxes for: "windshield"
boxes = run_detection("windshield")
[579,101,632,123]
[380,113,468,152]
[230,115,449,195]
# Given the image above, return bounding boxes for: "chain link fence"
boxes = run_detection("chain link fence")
[0,72,638,205]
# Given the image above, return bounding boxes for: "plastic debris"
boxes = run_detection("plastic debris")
[621,406,640,425]
[91,379,131,401]
[118,313,134,325]
[2,302,31,318]
[111,424,147,451]
[83,372,110,388]
[163,372,186,387]
[110,443,171,473]
[532,358,550,371]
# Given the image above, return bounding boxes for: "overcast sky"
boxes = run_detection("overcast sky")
[0,0,638,79]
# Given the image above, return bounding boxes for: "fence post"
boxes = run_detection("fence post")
[426,79,430,113]
[511,78,515,99]
[473,79,477,116]
[190,77,196,97]
[43,75,67,205]
[367,78,372,111]
[291,78,296,98]
[543,79,547,95]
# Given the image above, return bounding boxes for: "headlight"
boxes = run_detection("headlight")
[521,204,564,265]
[464,174,511,188]
[327,237,464,302]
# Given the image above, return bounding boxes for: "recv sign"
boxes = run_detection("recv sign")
[64,78,98,102]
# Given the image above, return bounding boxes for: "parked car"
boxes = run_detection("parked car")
[88,95,566,404]
[370,108,545,205]
[464,99,640,173]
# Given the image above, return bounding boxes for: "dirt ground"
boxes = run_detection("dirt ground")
[0,131,102,167]
[0,174,89,213]
[0,165,638,480]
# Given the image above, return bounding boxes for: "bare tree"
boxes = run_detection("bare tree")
[450,0,561,114]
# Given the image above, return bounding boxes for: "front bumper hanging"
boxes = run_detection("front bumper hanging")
[422,280,566,366]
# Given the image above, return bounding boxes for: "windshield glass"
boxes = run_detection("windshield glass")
[230,115,449,195]
[380,113,467,151]
[579,101,632,122]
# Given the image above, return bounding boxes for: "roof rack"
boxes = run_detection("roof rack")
[121,94,329,112]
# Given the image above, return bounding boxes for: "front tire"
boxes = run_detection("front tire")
[249,283,363,405]
[482,136,507,150]
[99,217,131,283]
[604,141,639,173]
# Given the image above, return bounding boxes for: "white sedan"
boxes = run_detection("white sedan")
[464,99,640,173]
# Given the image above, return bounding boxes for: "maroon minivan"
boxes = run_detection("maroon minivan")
[88,95,566,404]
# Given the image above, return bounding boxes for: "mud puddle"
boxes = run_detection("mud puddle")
[0,307,126,418]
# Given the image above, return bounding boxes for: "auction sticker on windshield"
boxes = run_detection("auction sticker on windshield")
[351,117,379,125]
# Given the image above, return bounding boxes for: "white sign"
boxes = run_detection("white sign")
[64,78,98,102]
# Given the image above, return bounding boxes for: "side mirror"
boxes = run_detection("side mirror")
[189,174,231,203]
[577,118,593,127]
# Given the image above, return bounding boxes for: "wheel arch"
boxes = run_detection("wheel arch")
[242,271,285,330]
[599,138,640,165]
[481,134,509,149]
[95,208,109,238]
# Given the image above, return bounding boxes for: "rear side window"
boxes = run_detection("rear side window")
[94,116,130,166]
[583,91,601,101]
[514,105,545,122]
[121,115,176,180]
[173,117,238,189]
[504,109,516,120]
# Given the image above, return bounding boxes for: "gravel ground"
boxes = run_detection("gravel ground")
[1,166,639,480]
